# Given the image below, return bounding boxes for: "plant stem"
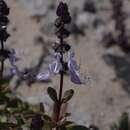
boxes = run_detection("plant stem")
[0,40,4,80]
[1,40,4,50]
[56,37,64,130]
[58,37,64,103]
[0,60,4,80]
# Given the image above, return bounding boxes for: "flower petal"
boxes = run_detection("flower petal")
[54,52,61,60]
[36,71,50,81]
[8,49,27,79]
[69,70,82,84]
[49,52,62,74]
[10,67,17,75]
[8,49,19,66]
[10,65,21,77]
[68,51,80,71]
[68,51,83,84]
[49,62,62,74]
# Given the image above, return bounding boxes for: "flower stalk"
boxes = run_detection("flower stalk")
[32,2,84,129]
[110,0,130,52]
[55,37,64,125]
[0,40,4,79]
[53,2,72,129]
[0,0,10,80]
[0,57,4,80]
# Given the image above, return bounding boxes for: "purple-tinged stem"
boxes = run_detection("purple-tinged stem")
[56,37,64,130]
[0,40,4,80]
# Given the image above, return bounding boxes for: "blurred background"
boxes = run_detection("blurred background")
[4,0,130,129]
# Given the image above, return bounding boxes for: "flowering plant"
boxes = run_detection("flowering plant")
[30,2,87,130]
[0,1,89,130]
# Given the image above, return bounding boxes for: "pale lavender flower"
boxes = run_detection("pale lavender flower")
[36,53,62,81]
[36,50,84,85]
[36,71,51,81]
[8,49,22,77]
[0,49,19,79]
[9,49,18,67]
[68,51,83,84]
[49,53,62,74]
[8,49,84,84]
[8,49,49,81]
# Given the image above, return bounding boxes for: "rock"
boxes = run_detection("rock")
[19,0,52,16]
[76,12,98,29]
[83,0,97,14]
[68,100,92,127]
[18,93,54,113]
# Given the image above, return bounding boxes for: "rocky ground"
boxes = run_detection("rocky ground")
[4,0,130,129]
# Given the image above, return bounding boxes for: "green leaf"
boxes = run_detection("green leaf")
[0,93,10,104]
[62,89,74,103]
[0,115,7,123]
[0,123,18,129]
[61,121,75,127]
[15,115,25,126]
[110,122,118,130]
[22,110,37,119]
[6,107,19,113]
[66,125,89,130]
[43,114,56,128]
[64,113,71,118]
[60,125,67,130]
[119,112,129,130]
[43,114,52,121]
[44,122,56,130]
[40,102,45,113]
[47,87,58,102]
[44,120,56,129]
[0,79,10,86]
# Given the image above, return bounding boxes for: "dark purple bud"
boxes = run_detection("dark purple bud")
[0,0,10,16]
[0,49,10,61]
[53,42,71,53]
[20,68,32,80]
[64,43,71,52]
[52,42,60,52]
[54,17,63,28]
[0,28,10,41]
[56,2,69,17]
[56,28,70,38]
[83,0,96,14]
[61,14,71,24]
[31,114,44,130]
[0,16,9,26]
